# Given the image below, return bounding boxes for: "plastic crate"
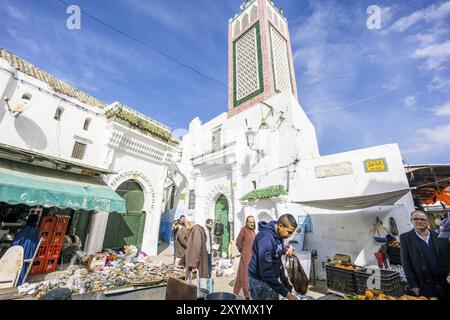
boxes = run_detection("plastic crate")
[387,246,401,265]
[46,245,62,260]
[325,264,357,295]
[50,216,70,245]
[355,269,404,297]
[53,216,70,232]
[39,217,57,246]
[30,257,45,275]
[42,257,58,273]
[35,245,48,260]
[39,217,56,233]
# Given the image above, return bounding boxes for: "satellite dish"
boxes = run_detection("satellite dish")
[7,95,32,117]
[11,101,31,114]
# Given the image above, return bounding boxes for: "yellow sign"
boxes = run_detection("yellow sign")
[364,159,387,172]
[180,193,186,200]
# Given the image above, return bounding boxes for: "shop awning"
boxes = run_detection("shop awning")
[294,189,411,211]
[0,158,126,213]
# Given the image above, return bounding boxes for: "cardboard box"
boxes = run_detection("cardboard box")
[89,253,108,270]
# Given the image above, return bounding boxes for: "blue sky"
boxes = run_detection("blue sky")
[0,0,449,164]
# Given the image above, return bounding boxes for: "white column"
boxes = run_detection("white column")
[84,211,109,255]
[141,190,164,257]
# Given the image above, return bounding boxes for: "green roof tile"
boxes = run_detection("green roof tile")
[240,185,287,201]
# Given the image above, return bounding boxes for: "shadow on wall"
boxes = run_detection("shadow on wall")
[0,101,5,124]
[14,116,47,150]
[240,155,251,176]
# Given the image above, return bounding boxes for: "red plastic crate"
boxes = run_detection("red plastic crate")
[42,257,58,273]
[50,216,70,245]
[39,217,57,246]
[54,216,70,233]
[30,257,45,275]
[35,245,48,260]
[39,217,56,233]
[46,245,62,260]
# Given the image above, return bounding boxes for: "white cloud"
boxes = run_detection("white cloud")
[428,75,450,92]
[403,124,450,155]
[434,101,450,116]
[404,96,416,109]
[2,2,27,22]
[390,1,450,32]
[412,40,450,69]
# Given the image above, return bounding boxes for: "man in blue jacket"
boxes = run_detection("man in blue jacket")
[248,214,298,300]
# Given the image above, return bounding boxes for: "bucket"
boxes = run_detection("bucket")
[205,292,237,300]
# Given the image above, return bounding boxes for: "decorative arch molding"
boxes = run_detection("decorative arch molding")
[205,184,233,221]
[106,169,156,211]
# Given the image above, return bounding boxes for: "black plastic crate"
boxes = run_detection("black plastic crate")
[387,246,401,265]
[355,269,404,297]
[325,265,357,295]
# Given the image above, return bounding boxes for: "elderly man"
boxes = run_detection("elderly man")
[176,216,193,266]
[233,215,256,299]
[62,227,85,267]
[185,218,213,279]
[172,215,185,263]
[248,214,298,300]
[400,210,450,300]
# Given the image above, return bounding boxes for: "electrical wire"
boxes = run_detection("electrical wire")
[308,58,450,115]
[55,0,227,87]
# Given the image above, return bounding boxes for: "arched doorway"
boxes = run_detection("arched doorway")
[214,194,230,256]
[103,180,146,249]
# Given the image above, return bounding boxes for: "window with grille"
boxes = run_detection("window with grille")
[83,118,91,131]
[212,128,221,152]
[54,107,64,120]
[71,142,87,160]
[188,190,195,210]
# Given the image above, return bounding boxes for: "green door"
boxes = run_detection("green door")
[103,180,146,249]
[214,195,230,255]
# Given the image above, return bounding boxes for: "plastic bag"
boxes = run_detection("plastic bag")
[284,255,309,295]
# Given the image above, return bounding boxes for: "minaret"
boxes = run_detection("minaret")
[228,0,298,117]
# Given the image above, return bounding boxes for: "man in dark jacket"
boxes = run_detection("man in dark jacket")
[400,210,450,300]
[248,214,298,300]
[438,218,450,287]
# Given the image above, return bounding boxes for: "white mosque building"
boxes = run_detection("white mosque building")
[170,0,415,279]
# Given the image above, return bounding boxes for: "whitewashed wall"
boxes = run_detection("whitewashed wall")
[0,59,109,170]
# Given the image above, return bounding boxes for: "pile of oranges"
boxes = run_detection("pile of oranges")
[345,289,437,301]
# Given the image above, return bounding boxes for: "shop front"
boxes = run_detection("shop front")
[0,157,126,269]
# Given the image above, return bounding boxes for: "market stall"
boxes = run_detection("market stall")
[0,157,126,274]
[16,245,185,299]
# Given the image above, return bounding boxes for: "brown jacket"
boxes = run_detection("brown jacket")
[176,227,190,259]
[185,224,209,279]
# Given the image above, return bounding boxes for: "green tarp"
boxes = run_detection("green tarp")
[0,158,126,213]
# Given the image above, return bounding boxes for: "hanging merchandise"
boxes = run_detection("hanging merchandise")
[389,217,399,236]
[374,217,388,243]
[434,189,450,206]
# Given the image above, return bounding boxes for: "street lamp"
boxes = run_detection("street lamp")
[245,127,256,148]
[245,127,265,157]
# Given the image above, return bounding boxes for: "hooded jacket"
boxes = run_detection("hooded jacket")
[248,221,289,297]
